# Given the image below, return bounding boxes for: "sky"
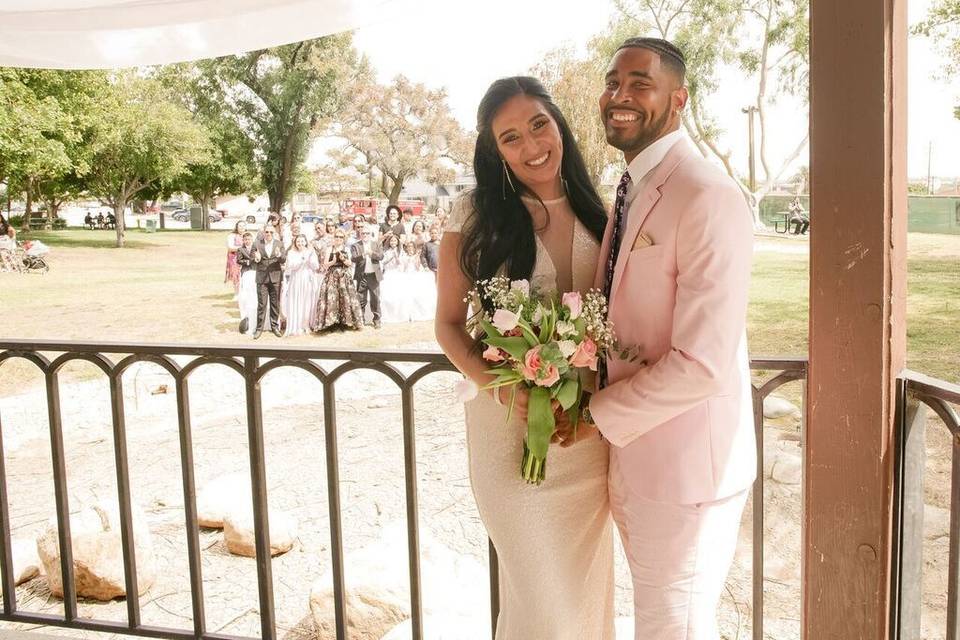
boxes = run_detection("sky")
[315,0,960,182]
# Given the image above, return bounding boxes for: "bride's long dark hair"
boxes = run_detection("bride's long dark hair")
[459,77,607,295]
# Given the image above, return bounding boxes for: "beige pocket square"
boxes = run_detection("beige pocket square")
[632,231,654,250]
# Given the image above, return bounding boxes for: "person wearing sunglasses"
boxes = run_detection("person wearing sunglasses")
[251,225,286,338]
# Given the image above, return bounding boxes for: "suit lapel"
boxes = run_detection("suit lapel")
[609,140,694,300]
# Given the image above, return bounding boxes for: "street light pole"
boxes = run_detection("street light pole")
[742,106,758,192]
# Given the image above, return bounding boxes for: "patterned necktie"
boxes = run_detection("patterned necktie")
[599,170,632,388]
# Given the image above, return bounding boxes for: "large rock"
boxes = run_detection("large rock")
[197,473,252,529]
[36,503,156,601]
[764,395,801,420]
[310,522,488,640]
[771,450,802,485]
[12,538,42,585]
[223,509,297,558]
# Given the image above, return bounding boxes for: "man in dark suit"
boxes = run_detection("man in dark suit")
[252,226,286,338]
[351,224,383,329]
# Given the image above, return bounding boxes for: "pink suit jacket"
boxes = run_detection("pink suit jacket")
[590,138,756,505]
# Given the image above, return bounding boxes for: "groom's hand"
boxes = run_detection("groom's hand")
[552,412,600,448]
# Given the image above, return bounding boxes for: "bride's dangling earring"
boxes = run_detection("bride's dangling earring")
[502,159,516,200]
[561,170,570,197]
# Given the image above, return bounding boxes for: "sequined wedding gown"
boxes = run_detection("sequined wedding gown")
[446,194,615,640]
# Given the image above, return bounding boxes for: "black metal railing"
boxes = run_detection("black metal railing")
[892,370,960,640]
[0,340,811,640]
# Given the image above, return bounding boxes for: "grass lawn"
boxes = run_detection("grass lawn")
[2,228,958,389]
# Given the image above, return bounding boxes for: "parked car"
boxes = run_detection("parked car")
[207,208,225,223]
[244,210,271,226]
[170,209,190,222]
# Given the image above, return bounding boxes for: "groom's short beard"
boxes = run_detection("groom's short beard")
[605,106,673,155]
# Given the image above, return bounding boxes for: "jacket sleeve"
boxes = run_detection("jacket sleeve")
[590,182,754,448]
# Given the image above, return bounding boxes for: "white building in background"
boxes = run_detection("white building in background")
[399,173,476,211]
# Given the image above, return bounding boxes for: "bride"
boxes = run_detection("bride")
[434,76,613,638]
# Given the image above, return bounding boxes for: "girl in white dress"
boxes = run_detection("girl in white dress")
[398,241,436,322]
[281,234,320,336]
[379,233,406,323]
[434,76,614,639]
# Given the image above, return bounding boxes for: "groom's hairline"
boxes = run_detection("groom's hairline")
[614,38,687,82]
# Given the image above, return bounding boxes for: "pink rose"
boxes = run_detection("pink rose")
[570,338,598,371]
[483,346,505,362]
[536,364,561,387]
[562,291,583,320]
[521,345,543,382]
[491,308,519,333]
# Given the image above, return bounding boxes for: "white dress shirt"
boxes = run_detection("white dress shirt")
[624,128,687,209]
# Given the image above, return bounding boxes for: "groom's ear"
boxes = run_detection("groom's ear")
[672,86,689,116]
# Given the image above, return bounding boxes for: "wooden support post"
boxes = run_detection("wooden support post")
[806,0,908,638]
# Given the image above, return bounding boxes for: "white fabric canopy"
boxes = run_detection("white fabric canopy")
[0,0,407,69]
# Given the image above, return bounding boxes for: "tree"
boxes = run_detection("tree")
[334,75,472,204]
[611,0,809,227]
[85,74,210,247]
[314,147,368,204]
[172,114,259,231]
[0,69,75,229]
[913,0,960,117]
[189,35,355,213]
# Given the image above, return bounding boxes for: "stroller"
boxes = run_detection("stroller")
[17,240,50,273]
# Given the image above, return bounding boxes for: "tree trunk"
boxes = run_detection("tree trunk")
[22,177,33,232]
[388,178,403,205]
[200,197,210,232]
[268,187,283,215]
[114,202,125,248]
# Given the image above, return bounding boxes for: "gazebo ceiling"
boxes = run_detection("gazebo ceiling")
[0,0,409,69]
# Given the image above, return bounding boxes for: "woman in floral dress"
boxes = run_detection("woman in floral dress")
[313,229,364,331]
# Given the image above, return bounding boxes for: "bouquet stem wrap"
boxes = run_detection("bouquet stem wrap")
[521,386,555,485]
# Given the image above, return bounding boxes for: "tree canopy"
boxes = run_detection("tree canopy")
[187,35,356,213]
[333,74,472,204]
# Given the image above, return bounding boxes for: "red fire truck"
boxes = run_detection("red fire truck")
[340,198,425,217]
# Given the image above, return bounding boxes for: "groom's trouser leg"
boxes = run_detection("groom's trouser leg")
[609,455,748,640]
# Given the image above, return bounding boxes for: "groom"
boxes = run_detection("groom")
[564,38,755,638]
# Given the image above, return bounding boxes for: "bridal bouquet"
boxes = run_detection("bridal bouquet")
[465,276,626,485]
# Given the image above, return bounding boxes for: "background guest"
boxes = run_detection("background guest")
[0,217,18,273]
[236,232,258,334]
[315,230,364,331]
[348,214,367,246]
[283,221,303,249]
[420,225,441,276]
[351,224,383,329]
[408,219,429,247]
[225,220,246,294]
[252,226,286,338]
[400,208,415,236]
[281,234,320,336]
[379,234,405,323]
[382,205,403,237]
[397,240,437,321]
